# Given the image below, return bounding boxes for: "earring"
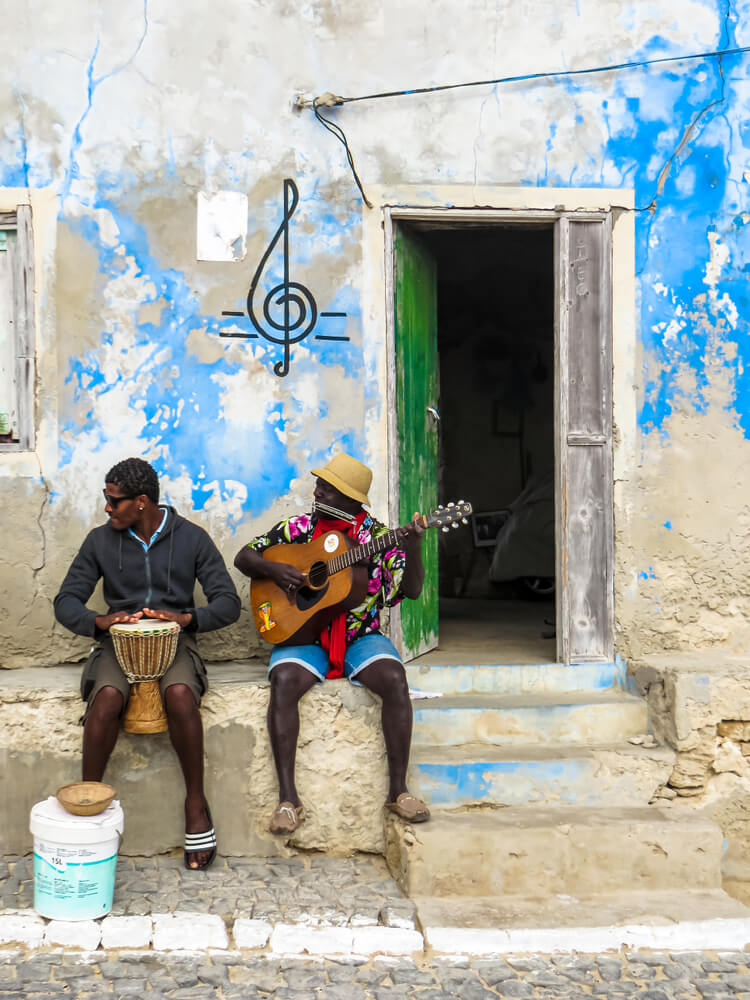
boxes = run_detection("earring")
[138,507,144,512]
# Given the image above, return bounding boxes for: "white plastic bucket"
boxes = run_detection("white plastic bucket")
[30,796,124,920]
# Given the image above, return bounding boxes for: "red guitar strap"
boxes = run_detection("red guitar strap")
[312,511,367,678]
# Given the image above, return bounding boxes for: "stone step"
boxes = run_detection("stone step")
[406,659,630,696]
[385,806,722,898]
[408,741,674,808]
[411,691,649,747]
[414,889,750,955]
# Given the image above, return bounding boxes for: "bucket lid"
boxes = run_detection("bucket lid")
[30,796,124,844]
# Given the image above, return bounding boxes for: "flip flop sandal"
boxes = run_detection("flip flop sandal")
[385,792,431,823]
[269,801,305,835]
[184,803,217,870]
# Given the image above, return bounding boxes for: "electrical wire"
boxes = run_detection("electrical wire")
[313,102,374,208]
[308,43,750,208]
[337,43,750,105]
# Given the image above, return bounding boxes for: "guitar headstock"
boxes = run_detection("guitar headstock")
[422,500,473,532]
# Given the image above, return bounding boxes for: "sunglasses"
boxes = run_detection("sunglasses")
[102,490,136,508]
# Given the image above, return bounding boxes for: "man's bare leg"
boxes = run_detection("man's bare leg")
[356,658,413,802]
[164,683,214,869]
[267,662,318,808]
[82,686,123,781]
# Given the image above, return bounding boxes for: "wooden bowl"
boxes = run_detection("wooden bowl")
[56,782,116,816]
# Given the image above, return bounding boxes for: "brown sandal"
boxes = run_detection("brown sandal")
[269,801,305,835]
[385,792,430,823]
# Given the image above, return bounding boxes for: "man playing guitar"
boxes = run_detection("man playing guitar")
[234,452,431,834]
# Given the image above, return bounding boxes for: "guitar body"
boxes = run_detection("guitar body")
[250,531,369,646]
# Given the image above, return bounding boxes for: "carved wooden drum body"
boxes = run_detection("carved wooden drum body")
[109,620,180,734]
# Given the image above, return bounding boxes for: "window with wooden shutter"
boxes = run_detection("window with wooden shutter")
[0,205,34,452]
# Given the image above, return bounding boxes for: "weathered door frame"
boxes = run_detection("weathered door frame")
[555,212,614,663]
[383,205,615,665]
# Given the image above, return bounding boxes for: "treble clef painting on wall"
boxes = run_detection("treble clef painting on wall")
[219,179,349,377]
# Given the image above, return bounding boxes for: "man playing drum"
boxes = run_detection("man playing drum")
[234,452,431,836]
[54,458,241,870]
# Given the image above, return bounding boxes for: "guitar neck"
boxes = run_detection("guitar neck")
[326,523,417,576]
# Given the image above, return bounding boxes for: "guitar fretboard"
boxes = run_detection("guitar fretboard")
[326,529,401,576]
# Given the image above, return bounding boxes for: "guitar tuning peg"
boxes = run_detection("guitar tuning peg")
[461,518,469,525]
[438,505,444,510]
[451,522,458,528]
[441,526,450,533]
[447,502,455,507]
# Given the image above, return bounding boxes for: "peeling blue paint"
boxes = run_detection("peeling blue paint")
[59,203,300,517]
[599,27,749,438]
[416,758,597,808]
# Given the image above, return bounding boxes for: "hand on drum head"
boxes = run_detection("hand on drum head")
[95,610,144,631]
[143,608,193,630]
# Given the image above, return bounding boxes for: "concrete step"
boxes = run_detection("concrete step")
[411,691,649,747]
[385,806,722,898]
[414,889,750,954]
[408,742,675,808]
[406,659,630,696]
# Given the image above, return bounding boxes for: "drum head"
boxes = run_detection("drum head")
[110,619,180,635]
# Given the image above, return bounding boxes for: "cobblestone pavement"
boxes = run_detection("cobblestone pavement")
[2,949,750,998]
[4,855,750,998]
[1,853,416,927]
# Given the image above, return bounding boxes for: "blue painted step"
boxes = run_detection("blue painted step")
[406,659,632,697]
[408,742,674,808]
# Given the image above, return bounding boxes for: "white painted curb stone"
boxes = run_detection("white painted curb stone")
[424,917,750,956]
[351,926,424,956]
[44,920,102,951]
[100,915,153,950]
[233,918,272,950]
[152,913,228,951]
[0,912,45,948]
[270,924,354,956]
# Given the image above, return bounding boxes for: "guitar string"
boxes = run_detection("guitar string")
[308,504,468,580]
[324,507,468,575]
[327,529,400,575]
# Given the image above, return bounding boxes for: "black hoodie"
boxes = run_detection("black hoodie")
[54,506,241,639]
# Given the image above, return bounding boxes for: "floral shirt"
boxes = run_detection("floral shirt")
[245,512,406,644]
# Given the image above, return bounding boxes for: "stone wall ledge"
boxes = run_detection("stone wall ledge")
[631,652,750,752]
[1,659,388,858]
[631,652,750,887]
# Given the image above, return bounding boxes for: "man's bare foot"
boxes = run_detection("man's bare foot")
[184,796,217,870]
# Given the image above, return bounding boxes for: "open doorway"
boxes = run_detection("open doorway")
[414,224,556,665]
[387,205,615,668]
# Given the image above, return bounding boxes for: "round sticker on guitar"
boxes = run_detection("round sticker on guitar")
[324,533,339,552]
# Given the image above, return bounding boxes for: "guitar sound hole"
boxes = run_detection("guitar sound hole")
[296,584,328,611]
[308,561,328,588]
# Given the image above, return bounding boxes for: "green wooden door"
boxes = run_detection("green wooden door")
[393,223,439,660]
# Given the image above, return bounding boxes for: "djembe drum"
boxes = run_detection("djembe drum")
[109,620,180,734]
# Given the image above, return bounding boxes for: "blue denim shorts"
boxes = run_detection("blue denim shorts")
[268,632,402,684]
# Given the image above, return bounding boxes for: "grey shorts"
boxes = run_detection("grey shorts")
[80,633,208,716]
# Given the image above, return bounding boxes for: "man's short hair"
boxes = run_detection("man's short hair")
[105,458,160,504]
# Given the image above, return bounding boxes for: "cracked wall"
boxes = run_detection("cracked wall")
[0,0,749,666]
[635,655,750,883]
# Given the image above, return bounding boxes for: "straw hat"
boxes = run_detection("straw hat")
[311,453,372,506]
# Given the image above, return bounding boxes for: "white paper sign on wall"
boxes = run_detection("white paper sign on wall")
[196,191,248,262]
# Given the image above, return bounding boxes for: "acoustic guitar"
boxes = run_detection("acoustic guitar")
[250,501,473,645]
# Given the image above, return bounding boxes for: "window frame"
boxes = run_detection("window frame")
[0,204,35,453]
